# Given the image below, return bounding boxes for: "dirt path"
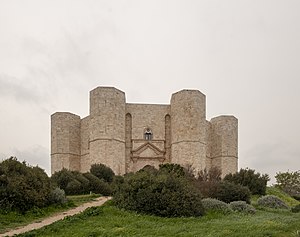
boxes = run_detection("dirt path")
[1,196,111,237]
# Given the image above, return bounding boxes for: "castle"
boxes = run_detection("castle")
[51,87,238,177]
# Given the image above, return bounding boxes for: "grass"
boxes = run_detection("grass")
[17,201,300,237]
[0,194,100,234]
[2,188,299,237]
[266,187,300,207]
[67,194,101,205]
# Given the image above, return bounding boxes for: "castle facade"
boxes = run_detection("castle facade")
[51,87,238,176]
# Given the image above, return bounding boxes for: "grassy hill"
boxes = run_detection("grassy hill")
[2,187,299,237]
[17,200,300,237]
[0,194,100,234]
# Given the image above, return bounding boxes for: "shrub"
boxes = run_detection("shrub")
[111,175,125,194]
[0,157,51,213]
[229,201,256,214]
[48,188,67,205]
[65,179,83,195]
[201,198,232,214]
[138,165,158,174]
[95,179,112,196]
[51,169,75,191]
[213,182,251,204]
[113,167,204,217]
[291,204,300,213]
[198,167,222,182]
[275,170,300,197]
[195,181,219,199]
[83,172,112,195]
[90,164,115,183]
[257,195,289,209]
[193,167,222,198]
[224,168,269,195]
[159,163,186,177]
[72,172,90,193]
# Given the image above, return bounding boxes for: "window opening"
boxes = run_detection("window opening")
[144,128,153,140]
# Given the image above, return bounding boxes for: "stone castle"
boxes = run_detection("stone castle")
[51,87,238,177]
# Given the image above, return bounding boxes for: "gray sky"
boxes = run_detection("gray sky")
[0,0,299,183]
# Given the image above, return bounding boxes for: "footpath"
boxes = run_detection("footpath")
[0,196,111,237]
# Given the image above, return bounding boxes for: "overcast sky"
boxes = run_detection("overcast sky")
[0,0,299,183]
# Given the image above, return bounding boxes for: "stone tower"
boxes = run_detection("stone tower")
[51,86,238,177]
[170,90,206,172]
[88,87,126,174]
[51,112,81,171]
[209,116,238,175]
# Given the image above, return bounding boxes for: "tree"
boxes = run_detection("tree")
[224,168,269,195]
[275,171,300,198]
[0,157,51,213]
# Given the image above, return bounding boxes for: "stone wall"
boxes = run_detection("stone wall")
[170,90,207,172]
[51,112,81,174]
[89,87,126,175]
[126,103,170,172]
[51,86,238,177]
[209,115,238,177]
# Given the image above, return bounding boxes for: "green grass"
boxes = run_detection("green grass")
[67,193,101,205]
[17,201,300,237]
[2,189,299,237]
[266,187,300,207]
[0,194,100,234]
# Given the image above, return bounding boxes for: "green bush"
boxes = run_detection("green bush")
[257,195,289,209]
[51,169,75,191]
[224,168,269,195]
[113,167,204,217]
[195,181,220,199]
[95,179,112,196]
[159,163,186,177]
[201,198,232,214]
[229,201,256,214]
[65,179,83,195]
[138,165,158,174]
[111,175,125,194]
[83,173,112,196]
[48,188,67,205]
[291,204,300,213]
[0,157,51,213]
[51,169,113,195]
[213,182,251,204]
[72,172,90,193]
[197,167,222,182]
[275,170,300,198]
[90,164,115,183]
[194,167,222,198]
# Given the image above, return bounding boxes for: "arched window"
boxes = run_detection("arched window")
[144,128,153,140]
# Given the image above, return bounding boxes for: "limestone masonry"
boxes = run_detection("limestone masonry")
[51,87,238,177]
